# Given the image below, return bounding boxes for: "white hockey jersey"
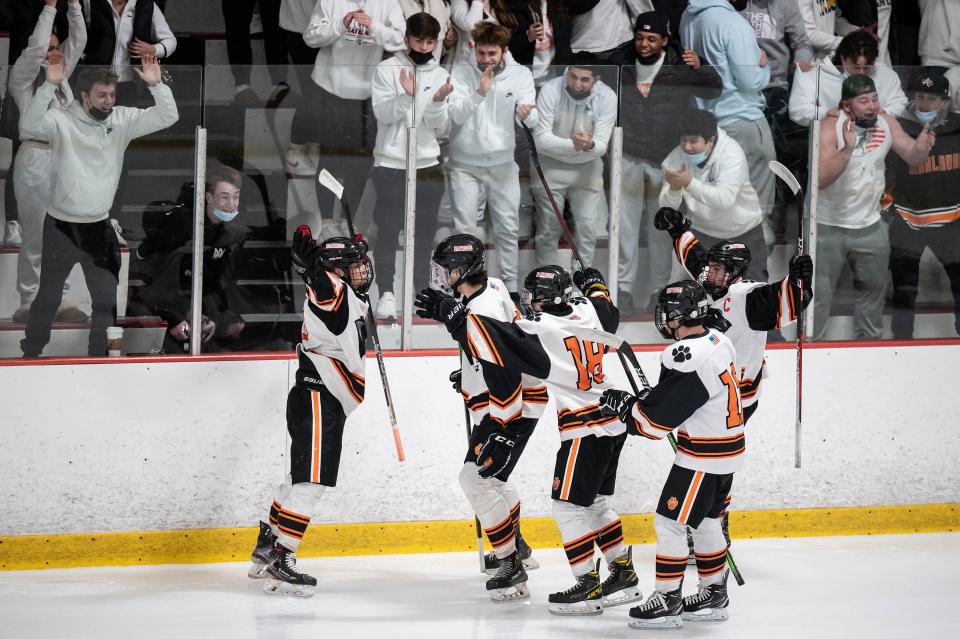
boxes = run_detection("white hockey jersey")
[674,230,809,408]
[297,270,369,416]
[461,291,622,441]
[627,328,745,475]
[459,277,547,425]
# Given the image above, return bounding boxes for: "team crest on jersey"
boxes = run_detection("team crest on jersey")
[672,345,692,363]
[553,477,560,491]
[667,496,679,511]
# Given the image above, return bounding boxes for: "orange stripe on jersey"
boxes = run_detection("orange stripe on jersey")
[310,390,321,483]
[784,278,797,324]
[680,235,699,266]
[897,206,960,227]
[636,405,674,433]
[331,359,364,403]
[678,471,704,525]
[489,385,522,408]
[471,315,504,367]
[559,439,581,501]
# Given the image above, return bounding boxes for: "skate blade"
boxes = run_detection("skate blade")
[262,579,315,598]
[627,615,683,630]
[682,607,729,622]
[247,562,269,579]
[603,586,642,608]
[548,600,603,616]
[488,582,530,602]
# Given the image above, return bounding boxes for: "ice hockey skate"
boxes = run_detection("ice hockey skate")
[548,560,603,616]
[247,521,276,579]
[627,589,684,629]
[485,550,529,602]
[262,544,317,598]
[600,546,642,607]
[682,571,729,622]
[484,531,539,575]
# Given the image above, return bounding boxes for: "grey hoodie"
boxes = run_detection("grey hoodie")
[742,0,813,90]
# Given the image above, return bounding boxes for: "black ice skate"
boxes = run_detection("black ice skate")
[485,550,529,602]
[600,546,642,607]
[248,521,276,579]
[262,543,317,598]
[548,560,603,616]
[484,531,539,575]
[682,571,729,622]
[627,589,684,629]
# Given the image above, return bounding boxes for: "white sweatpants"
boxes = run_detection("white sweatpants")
[13,142,52,306]
[448,161,521,291]
[618,153,675,302]
[531,155,606,269]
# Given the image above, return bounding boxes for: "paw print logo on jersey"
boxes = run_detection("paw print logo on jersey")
[672,345,692,363]
[667,496,679,511]
[553,477,560,491]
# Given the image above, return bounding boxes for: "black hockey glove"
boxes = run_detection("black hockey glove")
[789,254,813,289]
[477,430,518,479]
[291,225,323,280]
[703,307,732,333]
[599,389,642,424]
[653,207,691,239]
[415,288,467,332]
[449,369,462,394]
[573,267,607,296]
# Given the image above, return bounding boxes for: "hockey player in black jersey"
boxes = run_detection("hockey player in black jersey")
[599,281,742,629]
[431,234,545,602]
[248,226,373,597]
[416,265,640,614]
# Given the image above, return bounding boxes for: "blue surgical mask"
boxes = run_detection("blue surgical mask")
[914,109,939,124]
[213,208,238,223]
[684,150,708,168]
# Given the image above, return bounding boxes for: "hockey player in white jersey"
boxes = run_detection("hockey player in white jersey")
[599,281,742,629]
[415,264,641,614]
[429,234,546,602]
[248,226,373,597]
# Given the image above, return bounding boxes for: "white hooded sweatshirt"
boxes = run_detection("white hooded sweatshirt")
[447,52,539,168]
[532,71,617,165]
[659,128,763,238]
[788,56,907,127]
[919,0,960,67]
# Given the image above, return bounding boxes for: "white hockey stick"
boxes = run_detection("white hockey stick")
[768,160,804,469]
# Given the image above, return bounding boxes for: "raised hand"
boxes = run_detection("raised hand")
[841,118,857,149]
[291,225,323,280]
[46,58,66,85]
[134,54,162,86]
[433,77,453,102]
[682,48,701,69]
[352,10,372,28]
[342,10,358,30]
[129,37,157,58]
[527,22,545,42]
[516,103,536,121]
[664,164,692,191]
[653,206,691,238]
[399,68,416,97]
[477,64,495,97]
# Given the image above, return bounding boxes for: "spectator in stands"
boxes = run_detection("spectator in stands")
[837,0,892,64]
[618,10,722,314]
[399,0,452,61]
[447,22,538,297]
[886,68,960,339]
[131,165,249,354]
[789,30,907,127]
[81,0,177,106]
[222,0,291,109]
[681,0,778,253]
[530,64,616,269]
[18,56,179,357]
[507,1,573,83]
[450,0,517,66]
[369,12,451,320]
[798,0,857,61]
[10,0,86,324]
[814,74,934,340]
[659,108,769,281]
[570,0,652,66]
[293,0,405,235]
[919,0,960,67]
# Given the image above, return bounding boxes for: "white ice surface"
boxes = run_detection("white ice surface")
[0,533,956,639]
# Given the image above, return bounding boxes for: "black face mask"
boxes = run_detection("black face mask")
[477,60,506,75]
[88,104,112,121]
[853,114,878,129]
[565,85,591,100]
[636,51,662,65]
[730,0,748,11]
[408,49,434,66]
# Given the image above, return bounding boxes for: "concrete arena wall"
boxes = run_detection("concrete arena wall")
[0,344,958,537]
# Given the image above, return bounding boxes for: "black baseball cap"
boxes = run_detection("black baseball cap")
[634,11,669,37]
[909,67,950,98]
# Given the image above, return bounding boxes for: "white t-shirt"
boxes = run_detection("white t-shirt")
[571,0,648,54]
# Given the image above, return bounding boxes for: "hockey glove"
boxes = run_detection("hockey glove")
[599,389,641,424]
[415,288,467,332]
[573,267,608,296]
[477,430,518,479]
[653,207,691,239]
[703,307,732,333]
[292,226,323,280]
[449,369,462,394]
[789,254,813,289]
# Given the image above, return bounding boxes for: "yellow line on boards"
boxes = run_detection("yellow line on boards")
[0,504,955,571]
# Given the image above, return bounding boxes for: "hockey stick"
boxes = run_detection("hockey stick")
[768,160,804,470]
[457,353,488,574]
[614,343,746,587]
[317,169,406,462]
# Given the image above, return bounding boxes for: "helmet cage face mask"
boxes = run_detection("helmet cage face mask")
[429,260,461,295]
[700,261,735,298]
[701,241,750,297]
[321,237,373,295]
[430,235,486,295]
[522,266,572,314]
[342,256,373,294]
[655,282,709,340]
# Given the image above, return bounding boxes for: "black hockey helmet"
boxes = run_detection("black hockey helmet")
[521,265,573,313]
[655,280,710,340]
[701,240,751,297]
[319,236,373,294]
[430,233,486,295]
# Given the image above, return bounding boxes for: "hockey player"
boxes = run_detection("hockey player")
[248,226,373,597]
[415,265,641,614]
[431,233,545,602]
[599,281,743,629]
